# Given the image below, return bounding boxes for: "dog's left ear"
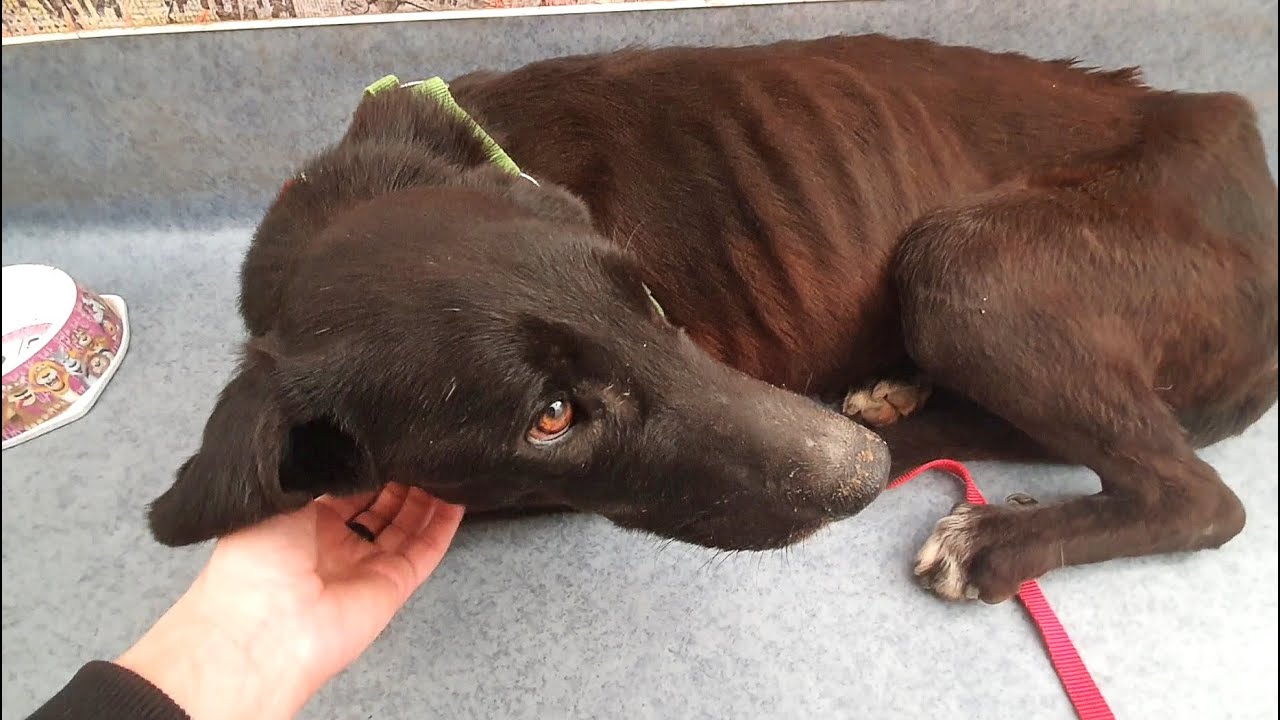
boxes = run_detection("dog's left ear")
[148,343,377,546]
[504,178,594,227]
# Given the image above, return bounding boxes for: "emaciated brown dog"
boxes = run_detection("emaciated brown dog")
[147,34,1278,603]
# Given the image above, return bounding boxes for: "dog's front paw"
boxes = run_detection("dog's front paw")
[914,502,1043,604]
[914,503,986,600]
[842,377,932,427]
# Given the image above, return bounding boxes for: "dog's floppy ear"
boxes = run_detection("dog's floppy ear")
[504,179,593,227]
[148,346,377,546]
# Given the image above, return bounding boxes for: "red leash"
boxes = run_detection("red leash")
[891,459,1115,720]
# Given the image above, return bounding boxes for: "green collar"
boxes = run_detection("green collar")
[364,74,526,178]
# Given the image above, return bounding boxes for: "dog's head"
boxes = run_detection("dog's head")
[147,89,889,551]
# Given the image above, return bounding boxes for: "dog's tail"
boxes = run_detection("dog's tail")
[875,389,1062,478]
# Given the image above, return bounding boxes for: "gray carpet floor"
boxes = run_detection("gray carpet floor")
[3,1,1277,718]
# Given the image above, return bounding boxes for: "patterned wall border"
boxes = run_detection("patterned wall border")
[3,0,851,42]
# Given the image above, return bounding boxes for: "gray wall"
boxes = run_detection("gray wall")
[3,0,1277,228]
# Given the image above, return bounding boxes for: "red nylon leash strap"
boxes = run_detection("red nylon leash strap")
[889,459,1116,720]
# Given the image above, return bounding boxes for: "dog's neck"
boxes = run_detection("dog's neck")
[278,75,540,201]
[364,74,542,187]
[359,77,671,321]
[264,76,669,322]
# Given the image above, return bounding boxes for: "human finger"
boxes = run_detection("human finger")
[373,486,436,553]
[347,483,410,538]
[400,500,465,581]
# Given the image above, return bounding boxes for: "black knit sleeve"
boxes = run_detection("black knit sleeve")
[27,660,191,720]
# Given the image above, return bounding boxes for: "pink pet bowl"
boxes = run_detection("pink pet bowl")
[2,264,131,450]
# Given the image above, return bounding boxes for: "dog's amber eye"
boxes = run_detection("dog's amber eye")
[529,400,574,443]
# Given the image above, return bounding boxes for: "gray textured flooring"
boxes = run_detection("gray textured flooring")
[3,1,1278,719]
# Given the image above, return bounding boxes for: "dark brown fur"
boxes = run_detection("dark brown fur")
[148,34,1278,602]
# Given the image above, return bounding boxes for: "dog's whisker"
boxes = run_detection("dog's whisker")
[620,221,644,253]
[699,551,721,573]
[715,550,735,570]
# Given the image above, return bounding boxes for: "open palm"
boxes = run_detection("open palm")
[120,483,464,720]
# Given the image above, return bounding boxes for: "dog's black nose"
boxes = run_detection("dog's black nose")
[798,415,891,518]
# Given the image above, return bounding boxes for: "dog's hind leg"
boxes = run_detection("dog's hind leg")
[890,180,1268,602]
[871,387,1059,478]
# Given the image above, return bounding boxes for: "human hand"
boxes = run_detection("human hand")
[117,483,464,720]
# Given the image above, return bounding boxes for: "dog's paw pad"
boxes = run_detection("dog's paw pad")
[914,503,982,601]
[842,377,932,427]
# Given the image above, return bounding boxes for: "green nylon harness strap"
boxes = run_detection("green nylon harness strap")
[364,74,524,177]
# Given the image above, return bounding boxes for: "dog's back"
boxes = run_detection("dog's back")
[439,36,1166,393]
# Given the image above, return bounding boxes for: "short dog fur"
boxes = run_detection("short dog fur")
[149,34,1278,603]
